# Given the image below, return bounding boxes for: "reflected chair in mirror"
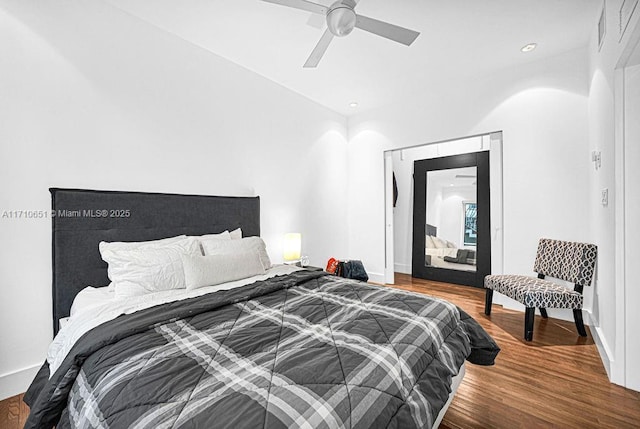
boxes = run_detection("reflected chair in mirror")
[483,238,597,341]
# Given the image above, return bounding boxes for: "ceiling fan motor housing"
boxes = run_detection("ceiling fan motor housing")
[327,0,357,37]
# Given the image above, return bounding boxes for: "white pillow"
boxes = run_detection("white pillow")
[199,231,231,241]
[101,237,201,298]
[99,235,187,254]
[196,231,232,255]
[201,236,272,269]
[230,228,242,240]
[432,236,447,249]
[425,235,436,248]
[446,240,457,249]
[181,251,265,290]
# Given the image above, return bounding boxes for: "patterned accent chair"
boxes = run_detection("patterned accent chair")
[484,239,597,341]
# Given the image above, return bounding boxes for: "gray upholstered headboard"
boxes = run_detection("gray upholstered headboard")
[50,188,260,335]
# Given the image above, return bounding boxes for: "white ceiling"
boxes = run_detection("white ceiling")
[104,0,601,116]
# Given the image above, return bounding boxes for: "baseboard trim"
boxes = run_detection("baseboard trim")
[587,313,614,380]
[0,363,40,401]
[393,263,411,275]
[367,272,385,284]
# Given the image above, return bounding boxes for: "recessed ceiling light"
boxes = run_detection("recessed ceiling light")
[521,43,537,53]
[349,102,359,108]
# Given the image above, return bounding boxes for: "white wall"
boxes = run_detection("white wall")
[0,1,348,399]
[348,49,591,307]
[436,186,475,247]
[587,0,640,388]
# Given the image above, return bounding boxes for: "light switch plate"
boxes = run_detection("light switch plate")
[601,188,609,207]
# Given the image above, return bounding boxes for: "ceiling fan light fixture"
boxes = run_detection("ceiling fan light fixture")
[326,6,357,37]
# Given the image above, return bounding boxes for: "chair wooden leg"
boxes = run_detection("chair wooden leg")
[573,309,587,337]
[525,307,535,341]
[539,308,548,318]
[484,289,493,315]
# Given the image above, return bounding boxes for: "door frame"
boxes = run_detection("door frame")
[612,18,640,390]
[383,132,503,286]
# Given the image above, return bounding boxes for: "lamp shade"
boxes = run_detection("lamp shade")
[283,233,302,261]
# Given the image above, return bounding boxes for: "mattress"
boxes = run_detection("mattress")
[27,270,498,429]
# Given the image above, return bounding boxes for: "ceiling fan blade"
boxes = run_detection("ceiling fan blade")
[306,13,326,29]
[355,14,419,46]
[261,0,327,15]
[303,28,334,68]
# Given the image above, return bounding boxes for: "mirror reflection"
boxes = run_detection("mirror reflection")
[425,166,477,272]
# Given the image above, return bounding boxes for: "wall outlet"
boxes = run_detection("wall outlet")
[601,188,609,207]
[592,150,602,170]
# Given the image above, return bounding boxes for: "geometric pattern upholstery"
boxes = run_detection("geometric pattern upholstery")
[484,238,596,340]
[484,274,583,309]
[533,238,598,287]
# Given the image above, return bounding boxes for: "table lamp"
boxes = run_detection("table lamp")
[283,233,302,265]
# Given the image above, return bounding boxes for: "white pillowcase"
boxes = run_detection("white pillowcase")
[201,236,272,269]
[425,235,436,248]
[99,235,187,254]
[230,228,242,240]
[199,231,232,241]
[100,237,201,298]
[196,231,232,254]
[190,229,241,251]
[181,251,265,290]
[431,236,447,249]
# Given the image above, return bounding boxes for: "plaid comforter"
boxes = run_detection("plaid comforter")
[25,270,498,429]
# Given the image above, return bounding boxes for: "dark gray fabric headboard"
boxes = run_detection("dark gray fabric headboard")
[50,188,260,335]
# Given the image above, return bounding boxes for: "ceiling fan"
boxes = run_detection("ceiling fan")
[261,0,420,68]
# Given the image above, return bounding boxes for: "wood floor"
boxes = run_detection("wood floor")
[390,273,640,429]
[2,274,639,428]
[0,393,28,429]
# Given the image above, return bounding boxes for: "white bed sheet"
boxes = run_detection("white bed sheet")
[426,248,477,272]
[49,264,303,377]
[69,284,115,318]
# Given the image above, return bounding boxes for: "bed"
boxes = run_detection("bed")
[24,188,499,429]
[425,224,477,272]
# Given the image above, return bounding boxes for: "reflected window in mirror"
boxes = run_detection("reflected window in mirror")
[463,202,477,247]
